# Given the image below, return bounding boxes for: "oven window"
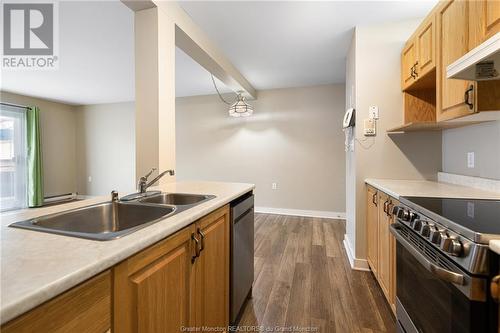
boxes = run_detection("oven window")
[396,242,489,333]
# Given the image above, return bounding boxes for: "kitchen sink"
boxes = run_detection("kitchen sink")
[10,201,176,241]
[139,193,215,206]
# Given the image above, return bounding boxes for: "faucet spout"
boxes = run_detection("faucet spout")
[145,169,175,189]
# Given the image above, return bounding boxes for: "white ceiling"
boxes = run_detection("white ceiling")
[1,0,437,105]
[179,1,438,90]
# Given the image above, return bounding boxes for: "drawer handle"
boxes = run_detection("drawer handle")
[198,228,206,252]
[372,192,377,206]
[191,233,201,263]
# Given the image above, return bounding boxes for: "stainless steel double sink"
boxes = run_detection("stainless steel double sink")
[10,193,215,241]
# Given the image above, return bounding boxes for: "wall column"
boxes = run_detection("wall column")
[134,7,176,185]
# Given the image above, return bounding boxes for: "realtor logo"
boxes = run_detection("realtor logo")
[2,2,59,69]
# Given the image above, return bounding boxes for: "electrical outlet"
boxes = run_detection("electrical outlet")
[88,176,92,183]
[467,152,475,168]
[272,182,277,190]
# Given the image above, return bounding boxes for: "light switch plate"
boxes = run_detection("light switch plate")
[369,106,379,119]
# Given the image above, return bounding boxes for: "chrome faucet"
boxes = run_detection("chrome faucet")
[137,168,175,193]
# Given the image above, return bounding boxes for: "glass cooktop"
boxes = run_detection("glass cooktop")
[403,196,500,235]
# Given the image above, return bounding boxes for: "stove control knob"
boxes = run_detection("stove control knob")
[421,223,434,237]
[440,233,453,251]
[409,212,419,222]
[429,228,444,246]
[398,209,409,221]
[391,205,400,216]
[412,219,423,232]
[448,239,462,257]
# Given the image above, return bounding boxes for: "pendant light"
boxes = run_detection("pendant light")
[211,74,254,117]
[228,93,253,117]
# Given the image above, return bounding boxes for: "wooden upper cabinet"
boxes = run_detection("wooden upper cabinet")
[401,39,418,90]
[436,0,476,121]
[194,205,230,331]
[401,15,436,91]
[366,186,379,275]
[113,224,196,333]
[416,15,436,79]
[469,0,500,48]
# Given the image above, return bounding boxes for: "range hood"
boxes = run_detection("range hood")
[447,32,500,81]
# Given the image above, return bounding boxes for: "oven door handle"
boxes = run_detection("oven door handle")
[390,224,465,286]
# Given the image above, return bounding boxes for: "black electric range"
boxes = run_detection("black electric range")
[391,196,500,333]
[400,196,500,244]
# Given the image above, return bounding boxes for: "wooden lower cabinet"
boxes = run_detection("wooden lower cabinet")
[113,204,230,333]
[113,224,196,332]
[366,185,379,275]
[377,192,392,300]
[0,204,231,333]
[194,206,230,331]
[1,271,111,333]
[366,185,397,313]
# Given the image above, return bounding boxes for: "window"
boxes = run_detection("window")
[0,105,27,211]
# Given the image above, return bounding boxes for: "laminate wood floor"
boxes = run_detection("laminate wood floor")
[237,213,396,333]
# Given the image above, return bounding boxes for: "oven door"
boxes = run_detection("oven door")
[390,223,493,333]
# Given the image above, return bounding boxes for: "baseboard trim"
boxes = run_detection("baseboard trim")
[254,207,346,219]
[343,234,370,271]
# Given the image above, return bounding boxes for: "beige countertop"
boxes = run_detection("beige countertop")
[0,181,254,325]
[366,178,500,255]
[365,178,500,200]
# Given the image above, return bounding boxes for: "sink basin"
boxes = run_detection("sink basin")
[10,202,176,241]
[139,193,215,206]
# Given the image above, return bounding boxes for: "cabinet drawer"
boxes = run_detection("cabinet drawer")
[2,271,111,333]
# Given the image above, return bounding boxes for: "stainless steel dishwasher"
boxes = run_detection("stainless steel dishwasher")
[230,192,254,324]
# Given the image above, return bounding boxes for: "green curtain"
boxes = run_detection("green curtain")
[27,106,43,207]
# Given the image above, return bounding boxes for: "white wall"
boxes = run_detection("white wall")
[345,31,357,255]
[176,84,346,214]
[442,121,500,180]
[0,91,77,197]
[345,21,443,267]
[75,102,136,195]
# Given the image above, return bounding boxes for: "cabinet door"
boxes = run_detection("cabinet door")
[377,192,391,300]
[470,0,500,48]
[437,0,476,121]
[401,39,417,90]
[366,186,379,275]
[388,198,399,314]
[113,225,196,333]
[194,205,230,331]
[416,15,436,78]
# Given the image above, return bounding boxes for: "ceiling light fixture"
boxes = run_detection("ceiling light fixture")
[211,74,254,117]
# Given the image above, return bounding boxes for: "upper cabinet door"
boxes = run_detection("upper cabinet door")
[437,0,476,121]
[401,39,418,90]
[416,15,436,79]
[469,0,500,48]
